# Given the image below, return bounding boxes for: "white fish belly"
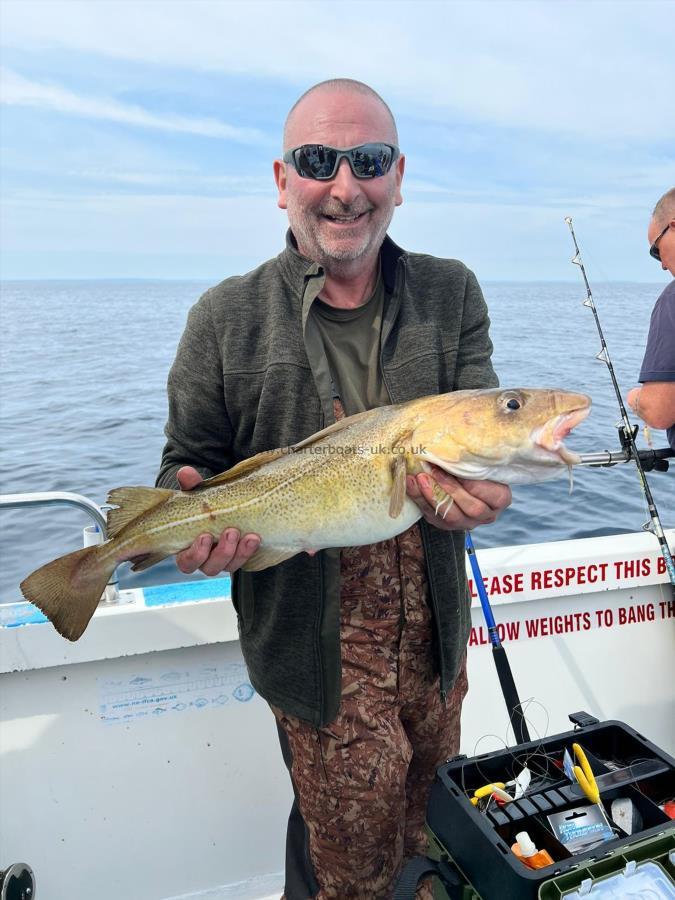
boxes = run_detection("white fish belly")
[283,496,421,552]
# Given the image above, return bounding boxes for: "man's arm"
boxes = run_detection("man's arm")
[407,268,512,528]
[157,295,233,489]
[158,295,259,574]
[627,383,675,431]
[626,284,675,433]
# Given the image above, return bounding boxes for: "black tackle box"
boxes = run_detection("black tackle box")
[427,712,675,900]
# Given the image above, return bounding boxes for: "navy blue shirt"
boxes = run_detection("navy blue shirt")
[639,279,675,450]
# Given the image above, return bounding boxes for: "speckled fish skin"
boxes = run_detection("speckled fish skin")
[20,387,591,640]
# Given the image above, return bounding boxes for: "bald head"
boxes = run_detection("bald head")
[652,187,675,229]
[283,79,398,151]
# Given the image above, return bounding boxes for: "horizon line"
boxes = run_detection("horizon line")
[0,276,668,286]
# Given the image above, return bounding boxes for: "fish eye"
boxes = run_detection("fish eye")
[505,398,521,411]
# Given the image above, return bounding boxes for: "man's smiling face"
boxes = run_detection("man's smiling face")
[274,87,404,271]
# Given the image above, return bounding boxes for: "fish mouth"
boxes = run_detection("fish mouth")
[532,404,591,465]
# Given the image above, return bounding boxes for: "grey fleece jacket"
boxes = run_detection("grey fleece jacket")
[157,232,497,725]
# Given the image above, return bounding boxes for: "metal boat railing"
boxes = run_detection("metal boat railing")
[0,491,119,603]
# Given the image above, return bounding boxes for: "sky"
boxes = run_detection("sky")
[1,0,674,281]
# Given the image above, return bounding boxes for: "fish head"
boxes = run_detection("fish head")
[411,388,591,484]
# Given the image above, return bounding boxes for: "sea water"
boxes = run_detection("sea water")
[1,279,673,603]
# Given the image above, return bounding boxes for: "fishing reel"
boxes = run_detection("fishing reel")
[0,863,35,900]
[617,423,671,472]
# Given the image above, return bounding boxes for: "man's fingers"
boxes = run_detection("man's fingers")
[416,472,488,521]
[176,533,213,573]
[200,529,261,577]
[456,477,512,516]
[217,533,261,575]
[175,527,261,577]
[176,465,203,492]
[422,468,511,518]
[407,469,511,530]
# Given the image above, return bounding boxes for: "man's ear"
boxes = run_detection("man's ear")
[394,154,405,207]
[273,159,288,210]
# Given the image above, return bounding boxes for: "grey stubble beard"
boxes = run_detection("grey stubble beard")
[286,195,396,277]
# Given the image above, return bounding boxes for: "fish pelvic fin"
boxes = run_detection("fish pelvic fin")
[20,544,115,641]
[130,550,172,573]
[429,481,455,520]
[241,546,298,572]
[106,486,175,538]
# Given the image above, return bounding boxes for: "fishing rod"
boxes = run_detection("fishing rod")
[579,446,674,471]
[465,532,531,745]
[565,216,675,597]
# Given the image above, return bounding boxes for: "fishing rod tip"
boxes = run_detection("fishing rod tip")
[564,216,572,225]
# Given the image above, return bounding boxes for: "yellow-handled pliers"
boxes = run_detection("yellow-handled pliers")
[470,782,512,806]
[572,742,600,805]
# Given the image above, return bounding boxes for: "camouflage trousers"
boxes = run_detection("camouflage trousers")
[273,527,469,899]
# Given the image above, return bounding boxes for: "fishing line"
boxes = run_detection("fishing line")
[460,698,562,806]
[565,217,675,597]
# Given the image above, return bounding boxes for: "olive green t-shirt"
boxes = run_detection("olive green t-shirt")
[310,271,391,417]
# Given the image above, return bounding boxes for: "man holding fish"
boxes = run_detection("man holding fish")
[158,78,512,899]
[21,79,591,900]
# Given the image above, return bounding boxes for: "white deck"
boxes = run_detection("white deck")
[1,530,674,900]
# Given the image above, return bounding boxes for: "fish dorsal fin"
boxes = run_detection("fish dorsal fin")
[200,410,377,491]
[198,448,290,489]
[106,486,175,538]
[241,546,298,572]
[290,408,375,451]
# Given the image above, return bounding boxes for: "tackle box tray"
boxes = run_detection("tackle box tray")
[427,712,675,900]
[426,830,675,899]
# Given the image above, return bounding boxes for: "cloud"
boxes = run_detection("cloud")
[1,0,674,140]
[0,68,269,143]
[1,189,286,254]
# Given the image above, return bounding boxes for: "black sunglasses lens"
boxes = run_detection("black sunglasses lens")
[294,146,338,179]
[350,144,394,177]
[649,224,670,261]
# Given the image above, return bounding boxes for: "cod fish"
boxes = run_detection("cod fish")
[21,388,590,641]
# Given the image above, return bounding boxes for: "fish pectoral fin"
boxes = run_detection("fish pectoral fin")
[389,454,408,518]
[241,547,298,572]
[199,448,290,488]
[130,550,172,573]
[106,487,175,538]
[389,432,418,518]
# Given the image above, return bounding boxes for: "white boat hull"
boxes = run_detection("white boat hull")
[1,530,673,900]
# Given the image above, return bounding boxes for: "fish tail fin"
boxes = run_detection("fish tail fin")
[20,544,115,641]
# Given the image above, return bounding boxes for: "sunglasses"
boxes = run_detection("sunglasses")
[283,143,400,180]
[649,222,671,261]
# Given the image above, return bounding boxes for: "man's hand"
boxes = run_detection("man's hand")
[406,465,512,531]
[175,466,261,576]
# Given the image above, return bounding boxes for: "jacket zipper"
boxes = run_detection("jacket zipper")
[381,257,448,705]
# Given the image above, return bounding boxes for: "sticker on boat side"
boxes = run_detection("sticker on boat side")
[97,660,255,724]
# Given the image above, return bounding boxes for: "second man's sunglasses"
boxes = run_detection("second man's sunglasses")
[283,143,400,180]
[649,222,671,261]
